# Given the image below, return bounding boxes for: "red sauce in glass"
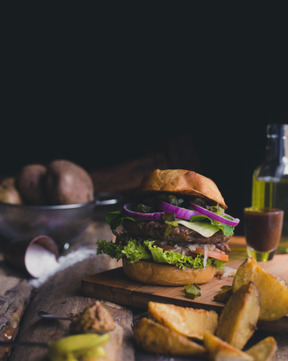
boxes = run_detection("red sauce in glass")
[244,207,284,252]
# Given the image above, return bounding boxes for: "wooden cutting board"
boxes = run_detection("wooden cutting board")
[82,254,288,333]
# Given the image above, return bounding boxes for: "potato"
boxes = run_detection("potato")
[45,160,94,205]
[0,177,23,204]
[216,282,260,350]
[245,337,277,361]
[134,317,205,357]
[203,333,253,361]
[16,164,47,205]
[232,257,288,321]
[148,301,218,340]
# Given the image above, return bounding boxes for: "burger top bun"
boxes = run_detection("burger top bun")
[140,169,227,209]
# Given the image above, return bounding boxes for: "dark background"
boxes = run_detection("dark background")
[1,5,288,235]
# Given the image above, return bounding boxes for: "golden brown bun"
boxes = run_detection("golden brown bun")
[122,258,215,286]
[140,169,227,209]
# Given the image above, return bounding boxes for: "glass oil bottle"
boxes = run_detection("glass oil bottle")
[252,124,288,253]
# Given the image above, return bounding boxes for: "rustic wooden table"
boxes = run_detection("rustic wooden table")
[0,218,288,361]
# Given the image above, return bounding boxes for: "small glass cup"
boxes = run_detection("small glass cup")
[244,207,284,261]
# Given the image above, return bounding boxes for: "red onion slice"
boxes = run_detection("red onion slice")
[158,201,200,220]
[190,203,240,226]
[123,203,164,221]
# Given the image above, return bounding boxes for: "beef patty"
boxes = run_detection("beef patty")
[121,220,230,251]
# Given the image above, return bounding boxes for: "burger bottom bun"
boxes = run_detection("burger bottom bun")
[122,258,215,286]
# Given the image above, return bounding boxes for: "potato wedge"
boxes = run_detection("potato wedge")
[232,257,288,321]
[134,317,205,357]
[216,282,260,350]
[245,336,277,361]
[203,332,253,361]
[148,301,218,340]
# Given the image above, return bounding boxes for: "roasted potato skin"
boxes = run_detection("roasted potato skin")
[216,281,260,350]
[0,177,23,204]
[232,257,288,321]
[134,318,206,357]
[245,336,277,361]
[45,159,94,205]
[203,333,253,361]
[148,301,218,340]
[16,164,47,205]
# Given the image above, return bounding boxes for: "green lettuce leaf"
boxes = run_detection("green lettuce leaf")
[97,239,226,270]
[121,240,151,262]
[189,214,235,236]
[210,219,235,236]
[144,240,208,269]
[97,240,124,260]
[105,210,136,230]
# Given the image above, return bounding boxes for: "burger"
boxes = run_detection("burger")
[97,169,239,286]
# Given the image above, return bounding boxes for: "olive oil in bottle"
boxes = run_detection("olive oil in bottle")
[251,124,288,253]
